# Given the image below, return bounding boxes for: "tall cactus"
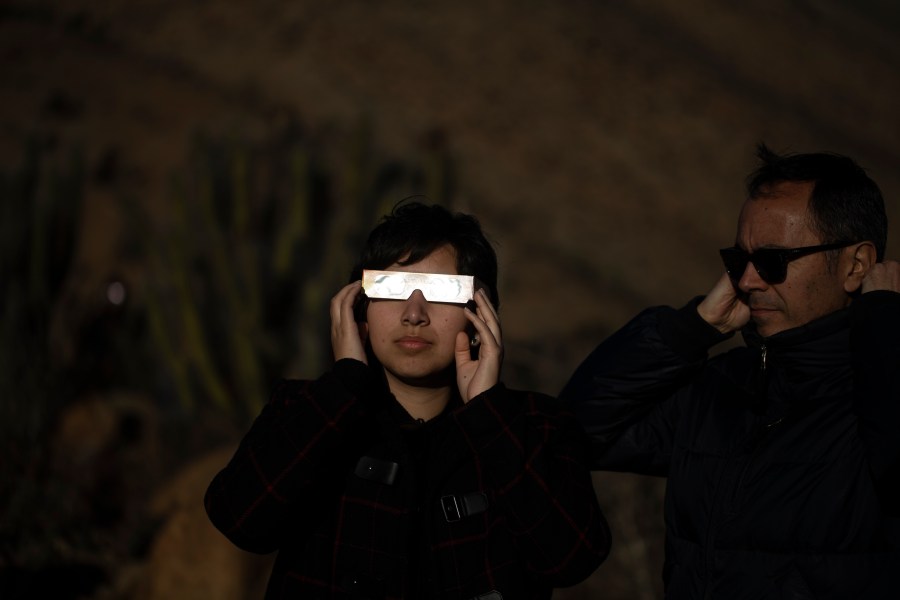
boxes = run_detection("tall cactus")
[0,138,86,561]
[135,118,455,425]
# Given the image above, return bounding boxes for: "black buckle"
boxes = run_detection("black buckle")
[441,495,462,522]
[354,456,399,485]
[441,492,488,522]
[338,572,385,598]
[470,591,503,600]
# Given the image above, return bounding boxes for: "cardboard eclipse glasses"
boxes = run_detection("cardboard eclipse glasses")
[362,270,475,304]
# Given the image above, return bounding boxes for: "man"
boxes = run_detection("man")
[560,145,900,598]
[206,202,610,599]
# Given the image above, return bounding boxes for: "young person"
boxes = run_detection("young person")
[206,201,610,599]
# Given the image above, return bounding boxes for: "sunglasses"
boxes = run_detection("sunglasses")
[719,241,855,284]
[362,270,474,304]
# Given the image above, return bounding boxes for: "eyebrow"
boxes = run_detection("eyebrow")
[732,243,792,251]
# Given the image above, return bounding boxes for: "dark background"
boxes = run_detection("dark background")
[3,1,900,598]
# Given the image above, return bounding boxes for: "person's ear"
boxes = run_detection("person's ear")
[843,241,877,293]
[358,322,369,344]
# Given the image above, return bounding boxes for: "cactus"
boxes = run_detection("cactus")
[134,118,455,425]
[0,137,86,565]
[0,119,455,592]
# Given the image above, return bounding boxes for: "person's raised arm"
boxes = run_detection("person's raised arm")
[205,281,376,553]
[853,259,900,516]
[860,259,900,294]
[452,290,610,584]
[560,275,735,473]
[453,387,610,585]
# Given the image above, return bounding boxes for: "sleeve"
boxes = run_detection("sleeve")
[558,299,730,475]
[850,290,900,516]
[452,384,611,587]
[203,359,378,553]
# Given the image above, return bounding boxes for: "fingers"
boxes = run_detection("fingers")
[455,329,474,366]
[330,280,361,328]
[330,281,367,363]
[456,289,503,403]
[465,288,502,350]
[862,260,900,293]
[697,272,750,334]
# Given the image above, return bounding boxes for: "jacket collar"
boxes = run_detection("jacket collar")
[742,307,850,360]
[740,308,852,413]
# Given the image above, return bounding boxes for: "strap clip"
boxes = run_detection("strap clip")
[354,456,399,485]
[440,492,488,522]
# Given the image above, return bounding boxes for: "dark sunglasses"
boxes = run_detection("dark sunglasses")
[719,241,855,284]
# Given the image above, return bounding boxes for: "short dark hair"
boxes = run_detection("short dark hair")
[350,200,500,309]
[746,143,888,260]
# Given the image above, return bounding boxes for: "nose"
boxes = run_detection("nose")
[737,259,767,293]
[401,289,430,326]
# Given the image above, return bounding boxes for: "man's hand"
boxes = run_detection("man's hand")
[697,272,751,334]
[455,289,503,403]
[330,281,367,363]
[862,260,900,294]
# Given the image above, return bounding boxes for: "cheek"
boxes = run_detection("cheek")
[364,307,390,342]
[366,301,395,323]
[435,310,469,336]
[791,276,845,321]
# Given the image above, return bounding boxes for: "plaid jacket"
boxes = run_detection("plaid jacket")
[205,359,609,599]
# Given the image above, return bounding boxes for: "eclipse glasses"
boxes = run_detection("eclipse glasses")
[719,241,855,284]
[362,270,475,304]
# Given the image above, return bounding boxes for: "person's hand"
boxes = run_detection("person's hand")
[330,281,367,364]
[861,259,900,294]
[697,272,751,334]
[455,289,503,403]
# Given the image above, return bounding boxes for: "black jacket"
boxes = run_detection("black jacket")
[206,360,609,599]
[560,291,900,599]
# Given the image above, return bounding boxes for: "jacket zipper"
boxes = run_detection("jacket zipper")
[731,343,777,507]
[760,344,767,374]
[703,343,773,597]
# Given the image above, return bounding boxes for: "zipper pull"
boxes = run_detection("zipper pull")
[760,344,767,375]
[753,343,768,414]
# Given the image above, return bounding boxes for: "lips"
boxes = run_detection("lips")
[750,306,775,316]
[747,296,780,323]
[750,306,775,313]
[395,336,432,351]
[748,295,779,315]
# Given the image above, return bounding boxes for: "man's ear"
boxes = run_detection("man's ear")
[843,241,877,293]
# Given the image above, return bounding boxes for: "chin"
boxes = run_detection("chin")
[755,323,789,338]
[387,363,455,386]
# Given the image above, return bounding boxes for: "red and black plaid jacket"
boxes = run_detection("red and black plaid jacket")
[205,359,610,599]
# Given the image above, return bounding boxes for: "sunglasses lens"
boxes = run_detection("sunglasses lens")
[720,248,748,281]
[750,250,786,284]
[719,248,787,284]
